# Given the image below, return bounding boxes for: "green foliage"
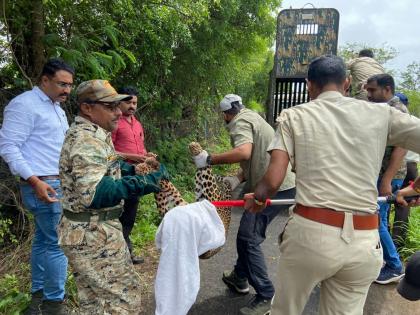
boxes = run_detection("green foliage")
[392,207,420,261]
[400,89,420,118]
[0,216,17,246]
[64,271,79,309]
[0,274,30,315]
[130,194,160,252]
[1,0,281,153]
[400,62,420,91]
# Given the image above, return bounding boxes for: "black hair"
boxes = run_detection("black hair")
[40,58,75,78]
[358,49,374,58]
[118,86,139,96]
[307,55,346,89]
[223,101,244,115]
[367,73,395,94]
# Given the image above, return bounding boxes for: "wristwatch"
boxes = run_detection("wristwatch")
[206,154,212,166]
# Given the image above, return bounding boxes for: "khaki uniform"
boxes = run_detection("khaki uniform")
[347,57,384,100]
[225,108,296,300]
[227,108,295,192]
[268,91,420,315]
[58,116,141,315]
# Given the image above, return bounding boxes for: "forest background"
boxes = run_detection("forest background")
[0,1,419,313]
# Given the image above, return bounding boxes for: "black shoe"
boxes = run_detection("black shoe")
[222,270,249,294]
[23,290,43,315]
[239,295,273,315]
[131,255,145,264]
[39,300,68,315]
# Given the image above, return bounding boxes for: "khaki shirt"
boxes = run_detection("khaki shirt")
[268,91,420,213]
[227,108,295,193]
[347,57,384,97]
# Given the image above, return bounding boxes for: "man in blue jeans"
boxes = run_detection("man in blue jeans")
[194,94,295,315]
[0,59,74,314]
[365,74,407,284]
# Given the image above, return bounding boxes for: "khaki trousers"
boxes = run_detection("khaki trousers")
[272,213,383,315]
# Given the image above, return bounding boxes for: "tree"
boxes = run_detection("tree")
[400,62,420,91]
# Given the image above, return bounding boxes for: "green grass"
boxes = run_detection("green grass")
[398,207,420,260]
[390,206,420,261]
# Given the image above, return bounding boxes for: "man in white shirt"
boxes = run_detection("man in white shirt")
[0,59,74,315]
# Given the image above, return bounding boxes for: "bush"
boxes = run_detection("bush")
[0,274,30,315]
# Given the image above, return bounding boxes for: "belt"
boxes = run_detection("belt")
[295,204,379,230]
[20,175,60,182]
[63,209,122,222]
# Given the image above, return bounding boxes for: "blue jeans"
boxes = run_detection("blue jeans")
[20,179,68,301]
[377,178,403,271]
[235,188,296,299]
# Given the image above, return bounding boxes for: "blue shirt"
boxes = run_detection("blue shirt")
[0,87,69,179]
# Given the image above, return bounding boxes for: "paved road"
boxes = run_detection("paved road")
[143,186,419,314]
[187,205,319,315]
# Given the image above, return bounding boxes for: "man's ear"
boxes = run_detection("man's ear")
[79,103,93,118]
[306,79,315,100]
[385,85,393,96]
[39,75,49,87]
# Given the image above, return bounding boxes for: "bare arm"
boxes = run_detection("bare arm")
[244,149,290,213]
[379,147,407,196]
[210,143,252,165]
[396,176,420,206]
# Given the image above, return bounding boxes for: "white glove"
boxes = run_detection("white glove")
[193,150,209,168]
[223,175,241,190]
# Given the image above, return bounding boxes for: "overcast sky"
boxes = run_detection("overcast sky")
[280,0,420,77]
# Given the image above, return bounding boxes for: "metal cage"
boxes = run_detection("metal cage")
[267,7,339,125]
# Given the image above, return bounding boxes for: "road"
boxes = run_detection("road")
[187,204,319,315]
[142,187,420,314]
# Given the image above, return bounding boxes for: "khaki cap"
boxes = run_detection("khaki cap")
[76,80,132,103]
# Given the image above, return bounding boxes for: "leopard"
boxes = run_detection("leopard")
[188,142,232,259]
[134,156,187,217]
[134,144,232,259]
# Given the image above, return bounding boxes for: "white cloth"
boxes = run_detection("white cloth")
[155,200,225,315]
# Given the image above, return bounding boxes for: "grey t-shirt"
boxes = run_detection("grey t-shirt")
[226,108,295,193]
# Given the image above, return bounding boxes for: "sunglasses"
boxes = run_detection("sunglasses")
[92,101,120,112]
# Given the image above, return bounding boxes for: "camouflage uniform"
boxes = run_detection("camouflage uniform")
[380,96,409,180]
[58,116,141,315]
[347,57,385,100]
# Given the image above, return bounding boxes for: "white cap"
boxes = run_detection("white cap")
[220,94,242,111]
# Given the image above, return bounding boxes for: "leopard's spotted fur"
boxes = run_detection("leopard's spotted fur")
[135,158,187,217]
[189,142,232,259]
[134,144,232,259]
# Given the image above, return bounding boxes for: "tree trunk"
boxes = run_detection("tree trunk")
[28,0,45,83]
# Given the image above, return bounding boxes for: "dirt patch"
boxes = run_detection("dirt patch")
[135,242,160,314]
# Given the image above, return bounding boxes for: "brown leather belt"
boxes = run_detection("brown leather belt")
[295,204,379,230]
[21,175,60,182]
